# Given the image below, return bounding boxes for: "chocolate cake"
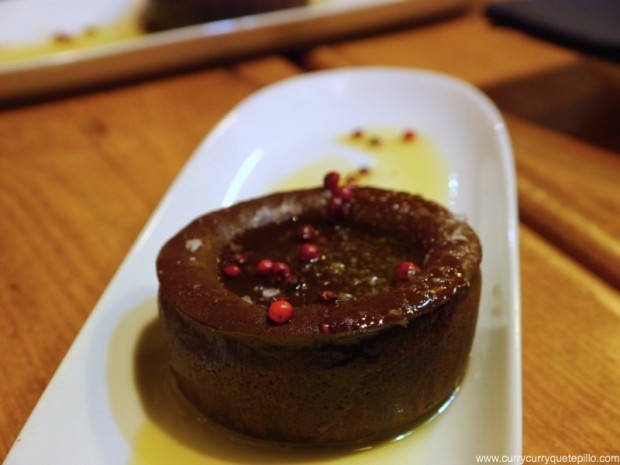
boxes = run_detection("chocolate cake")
[156,175,482,446]
[143,0,308,31]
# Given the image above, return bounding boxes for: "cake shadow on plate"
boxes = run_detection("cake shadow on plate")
[131,316,463,463]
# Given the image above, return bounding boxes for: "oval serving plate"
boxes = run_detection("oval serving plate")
[4,67,521,465]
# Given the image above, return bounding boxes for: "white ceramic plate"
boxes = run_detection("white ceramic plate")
[4,67,521,465]
[0,0,467,101]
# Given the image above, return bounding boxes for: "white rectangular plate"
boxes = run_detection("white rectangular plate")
[0,0,467,101]
[4,67,521,465]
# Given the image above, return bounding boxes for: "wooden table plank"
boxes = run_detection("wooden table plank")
[0,57,299,459]
[508,116,620,289]
[2,17,619,461]
[520,225,620,455]
[302,14,579,88]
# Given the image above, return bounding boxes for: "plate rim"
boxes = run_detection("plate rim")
[4,66,522,464]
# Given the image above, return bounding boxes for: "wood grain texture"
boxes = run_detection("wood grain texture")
[520,225,620,455]
[509,116,620,289]
[0,57,298,459]
[2,7,620,462]
[302,15,579,87]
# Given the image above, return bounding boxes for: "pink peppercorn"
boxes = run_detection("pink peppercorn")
[295,224,318,241]
[256,258,273,275]
[395,261,420,280]
[268,300,293,324]
[403,129,416,141]
[271,261,291,281]
[299,243,320,262]
[329,195,345,215]
[319,290,339,302]
[320,322,332,334]
[222,263,241,278]
[336,186,353,202]
[323,171,340,192]
[351,128,364,139]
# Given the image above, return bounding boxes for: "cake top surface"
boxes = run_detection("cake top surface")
[156,177,482,341]
[219,219,423,307]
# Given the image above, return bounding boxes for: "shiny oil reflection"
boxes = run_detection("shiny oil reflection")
[107,297,454,464]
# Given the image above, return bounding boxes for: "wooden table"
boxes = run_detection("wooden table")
[1,6,619,462]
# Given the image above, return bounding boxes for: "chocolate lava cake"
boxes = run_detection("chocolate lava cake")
[156,173,482,446]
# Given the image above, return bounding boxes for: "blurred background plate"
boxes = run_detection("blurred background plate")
[485,0,620,63]
[485,0,620,95]
[0,0,468,101]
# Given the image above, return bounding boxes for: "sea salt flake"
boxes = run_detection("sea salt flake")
[185,238,203,252]
[262,288,280,298]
